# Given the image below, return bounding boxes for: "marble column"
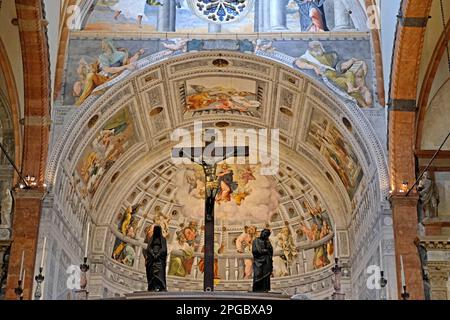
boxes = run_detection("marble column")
[269,0,288,30]
[333,0,353,30]
[5,189,44,300]
[334,0,369,31]
[254,0,263,32]
[254,0,272,32]
[157,0,177,32]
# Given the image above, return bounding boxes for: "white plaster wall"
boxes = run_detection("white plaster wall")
[0,0,24,118]
[0,0,62,114]
[379,0,401,106]
[426,54,450,110]
[417,0,450,101]
[421,79,450,150]
[44,0,62,104]
[434,172,450,217]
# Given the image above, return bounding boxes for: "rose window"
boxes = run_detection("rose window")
[187,0,254,24]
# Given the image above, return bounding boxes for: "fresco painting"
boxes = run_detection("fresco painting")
[60,0,371,282]
[65,37,375,109]
[110,163,335,277]
[184,77,261,116]
[174,164,279,223]
[112,203,143,267]
[306,109,364,199]
[76,108,136,198]
[86,1,366,33]
[70,39,146,106]
[295,41,372,108]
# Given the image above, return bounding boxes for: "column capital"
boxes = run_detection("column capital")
[389,194,419,206]
[19,115,52,127]
[419,237,450,251]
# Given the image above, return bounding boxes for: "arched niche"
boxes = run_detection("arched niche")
[44,51,391,298]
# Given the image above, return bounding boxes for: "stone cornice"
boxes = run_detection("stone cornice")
[420,237,450,250]
[19,115,52,127]
[389,194,419,206]
[13,188,46,199]
[0,240,12,247]
[69,31,371,40]
[422,217,450,227]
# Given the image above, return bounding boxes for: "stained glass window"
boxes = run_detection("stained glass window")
[187,0,254,24]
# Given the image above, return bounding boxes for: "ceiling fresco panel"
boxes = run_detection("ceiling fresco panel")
[108,159,338,276]
[64,38,164,105]
[75,107,138,199]
[181,76,263,118]
[63,37,377,112]
[306,108,364,200]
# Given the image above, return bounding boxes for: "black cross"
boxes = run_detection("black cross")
[172,134,249,291]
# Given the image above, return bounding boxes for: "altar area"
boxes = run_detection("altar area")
[114,291,293,300]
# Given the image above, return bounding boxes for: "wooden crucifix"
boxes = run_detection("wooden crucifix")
[172,133,249,291]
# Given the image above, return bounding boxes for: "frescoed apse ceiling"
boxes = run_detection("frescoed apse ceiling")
[50,49,384,239]
[47,1,389,292]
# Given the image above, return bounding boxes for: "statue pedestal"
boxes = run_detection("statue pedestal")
[331,292,345,300]
[73,289,89,300]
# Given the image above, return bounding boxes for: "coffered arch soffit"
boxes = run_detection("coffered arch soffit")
[47,51,388,228]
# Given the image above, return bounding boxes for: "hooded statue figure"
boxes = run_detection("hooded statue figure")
[252,229,273,292]
[145,225,168,292]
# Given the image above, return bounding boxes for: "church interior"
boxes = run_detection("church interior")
[0,0,449,301]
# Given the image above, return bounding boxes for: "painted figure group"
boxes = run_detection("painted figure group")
[143,224,274,293]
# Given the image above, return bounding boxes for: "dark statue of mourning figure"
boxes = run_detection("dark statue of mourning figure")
[145,225,168,292]
[252,229,273,292]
